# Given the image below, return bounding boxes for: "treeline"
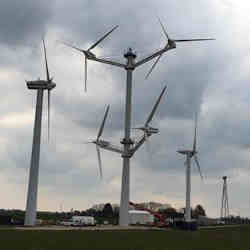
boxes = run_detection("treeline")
[0,203,119,225]
[0,203,249,225]
[0,204,206,224]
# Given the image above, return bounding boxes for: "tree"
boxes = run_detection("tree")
[102,203,113,218]
[192,204,206,218]
[86,208,96,217]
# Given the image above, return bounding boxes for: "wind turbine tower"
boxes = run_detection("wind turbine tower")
[221,176,229,218]
[63,19,213,226]
[177,114,203,222]
[25,40,56,226]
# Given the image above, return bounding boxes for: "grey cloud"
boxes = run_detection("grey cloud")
[1,0,250,217]
[0,0,54,48]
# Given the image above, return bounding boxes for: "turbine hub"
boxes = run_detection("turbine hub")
[177,150,192,155]
[85,51,96,59]
[168,39,176,48]
[48,82,56,90]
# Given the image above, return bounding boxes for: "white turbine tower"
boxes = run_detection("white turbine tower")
[221,176,229,218]
[177,113,203,222]
[63,19,213,226]
[25,40,56,226]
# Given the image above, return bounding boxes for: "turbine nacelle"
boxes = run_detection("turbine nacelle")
[94,139,110,148]
[26,80,56,90]
[177,150,197,157]
[135,126,159,136]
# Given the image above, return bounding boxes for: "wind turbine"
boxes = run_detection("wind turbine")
[61,25,119,92]
[132,86,167,152]
[25,40,56,226]
[145,18,215,79]
[177,113,203,222]
[64,20,213,226]
[132,86,167,160]
[85,105,126,179]
[85,105,111,179]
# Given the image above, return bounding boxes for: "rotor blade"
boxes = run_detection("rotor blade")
[42,39,50,81]
[60,41,86,53]
[145,53,163,79]
[132,127,144,130]
[144,130,149,141]
[145,86,167,126]
[48,89,51,142]
[145,136,153,165]
[174,38,215,42]
[84,57,87,92]
[193,112,198,152]
[194,155,203,180]
[97,105,110,140]
[96,145,103,179]
[87,25,119,51]
[157,17,169,40]
[83,141,93,144]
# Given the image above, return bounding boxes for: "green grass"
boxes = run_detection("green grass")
[1,225,250,250]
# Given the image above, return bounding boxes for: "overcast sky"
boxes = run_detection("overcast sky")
[0,0,250,218]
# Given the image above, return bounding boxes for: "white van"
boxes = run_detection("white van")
[61,216,95,226]
[71,216,96,226]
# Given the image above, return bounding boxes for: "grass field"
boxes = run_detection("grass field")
[1,225,249,250]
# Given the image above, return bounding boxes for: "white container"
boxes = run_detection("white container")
[129,210,154,225]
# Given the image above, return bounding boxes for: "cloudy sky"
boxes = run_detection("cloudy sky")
[0,0,250,218]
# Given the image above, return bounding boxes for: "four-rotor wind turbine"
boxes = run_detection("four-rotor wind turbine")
[64,20,213,226]
[177,113,203,222]
[25,40,56,226]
